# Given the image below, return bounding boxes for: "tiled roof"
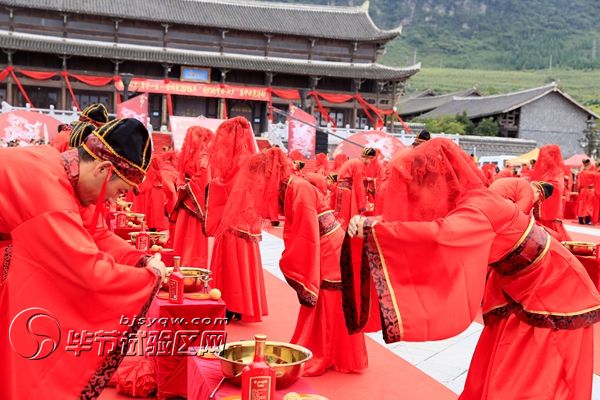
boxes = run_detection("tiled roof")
[419,83,599,120]
[0,30,420,81]
[398,88,481,116]
[1,0,402,41]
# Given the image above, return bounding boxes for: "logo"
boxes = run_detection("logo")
[9,307,61,360]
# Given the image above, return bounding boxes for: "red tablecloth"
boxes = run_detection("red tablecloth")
[147,296,227,399]
[576,255,600,290]
[187,354,318,400]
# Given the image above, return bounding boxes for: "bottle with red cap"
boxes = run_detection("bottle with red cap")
[135,221,150,251]
[168,256,184,304]
[241,334,276,400]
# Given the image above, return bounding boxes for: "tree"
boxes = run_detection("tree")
[474,118,500,136]
[456,112,475,135]
[418,115,467,135]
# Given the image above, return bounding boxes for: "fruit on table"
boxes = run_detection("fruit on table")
[283,393,303,400]
[209,288,221,300]
[150,244,163,252]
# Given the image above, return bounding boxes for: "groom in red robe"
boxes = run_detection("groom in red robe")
[0,118,165,399]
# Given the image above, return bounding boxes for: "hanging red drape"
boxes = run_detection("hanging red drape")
[381,109,412,134]
[356,94,384,128]
[270,88,301,100]
[8,67,34,108]
[61,71,80,111]
[18,69,57,80]
[0,67,11,83]
[312,92,354,104]
[70,73,115,87]
[311,94,334,127]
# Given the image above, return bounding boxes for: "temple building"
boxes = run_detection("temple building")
[0,0,419,133]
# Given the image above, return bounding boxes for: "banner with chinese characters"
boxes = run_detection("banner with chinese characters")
[287,105,316,159]
[117,94,149,126]
[115,78,271,102]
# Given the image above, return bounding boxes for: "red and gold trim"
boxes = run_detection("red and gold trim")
[483,294,600,329]
[82,132,146,186]
[1,245,11,286]
[321,279,343,290]
[368,220,404,343]
[80,274,162,399]
[489,218,550,276]
[284,275,318,307]
[230,228,262,243]
[317,210,341,237]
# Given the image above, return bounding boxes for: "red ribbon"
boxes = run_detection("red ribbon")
[61,71,80,111]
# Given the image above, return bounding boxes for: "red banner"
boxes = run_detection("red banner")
[115,78,271,102]
[288,105,316,159]
[117,94,149,126]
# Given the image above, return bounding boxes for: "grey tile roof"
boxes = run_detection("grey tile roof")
[398,88,480,116]
[0,30,420,81]
[419,83,599,120]
[0,0,401,41]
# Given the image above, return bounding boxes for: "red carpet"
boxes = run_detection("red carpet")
[227,272,457,400]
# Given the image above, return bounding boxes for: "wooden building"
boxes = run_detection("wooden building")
[0,0,419,133]
[419,83,599,157]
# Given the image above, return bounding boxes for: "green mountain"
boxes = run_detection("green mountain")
[264,0,600,70]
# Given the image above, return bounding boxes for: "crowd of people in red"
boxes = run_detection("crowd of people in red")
[2,103,600,399]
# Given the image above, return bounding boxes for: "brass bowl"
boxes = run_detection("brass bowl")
[562,241,596,256]
[161,267,211,292]
[216,340,312,389]
[125,212,145,223]
[130,231,169,245]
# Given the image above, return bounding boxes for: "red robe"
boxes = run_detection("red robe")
[50,130,70,153]
[488,177,534,215]
[347,189,600,399]
[281,176,367,376]
[576,169,596,218]
[0,146,160,399]
[304,172,328,196]
[133,156,177,232]
[494,167,514,180]
[336,159,367,229]
[170,153,210,268]
[206,180,267,322]
[205,124,265,322]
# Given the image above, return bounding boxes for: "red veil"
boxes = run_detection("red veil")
[208,117,256,182]
[315,153,329,174]
[529,144,566,223]
[215,147,292,236]
[333,153,349,172]
[382,138,487,222]
[177,126,213,184]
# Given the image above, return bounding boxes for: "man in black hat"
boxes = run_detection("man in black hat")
[489,177,554,215]
[68,103,110,148]
[0,118,166,399]
[412,129,431,147]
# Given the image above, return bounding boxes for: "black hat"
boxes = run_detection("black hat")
[583,158,591,165]
[79,103,109,126]
[69,122,95,148]
[532,181,554,201]
[82,118,152,186]
[69,103,110,148]
[414,130,431,146]
[361,147,377,158]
